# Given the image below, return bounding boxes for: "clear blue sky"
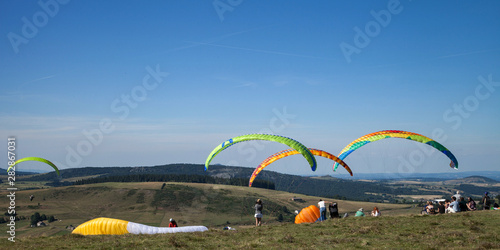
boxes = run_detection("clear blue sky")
[1,0,499,177]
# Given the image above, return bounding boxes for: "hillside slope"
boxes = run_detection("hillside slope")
[0,182,413,239]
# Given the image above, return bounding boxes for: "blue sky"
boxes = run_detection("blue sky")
[1,0,499,178]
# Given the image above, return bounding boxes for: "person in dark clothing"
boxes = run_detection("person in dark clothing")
[459,197,468,212]
[437,201,446,214]
[482,192,491,210]
[467,197,477,211]
[329,202,339,219]
[254,199,263,226]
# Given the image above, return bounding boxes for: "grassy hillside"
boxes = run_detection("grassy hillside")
[1,182,413,239]
[2,182,499,248]
[6,210,500,249]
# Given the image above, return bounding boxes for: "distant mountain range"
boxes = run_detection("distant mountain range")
[3,164,499,202]
[329,171,500,182]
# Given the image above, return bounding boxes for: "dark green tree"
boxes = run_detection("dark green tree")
[30,212,41,226]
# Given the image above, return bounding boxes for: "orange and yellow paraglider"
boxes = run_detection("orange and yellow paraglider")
[72,217,208,235]
[295,205,320,224]
[249,148,353,187]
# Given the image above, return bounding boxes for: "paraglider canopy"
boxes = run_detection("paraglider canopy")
[7,157,60,175]
[295,205,320,224]
[249,148,353,187]
[334,130,458,171]
[205,134,317,171]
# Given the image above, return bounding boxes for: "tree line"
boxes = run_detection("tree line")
[73,173,276,189]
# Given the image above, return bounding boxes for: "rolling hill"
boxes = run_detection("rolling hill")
[0,182,415,239]
[2,181,499,249]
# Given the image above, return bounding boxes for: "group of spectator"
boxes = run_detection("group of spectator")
[423,191,497,214]
[354,207,381,217]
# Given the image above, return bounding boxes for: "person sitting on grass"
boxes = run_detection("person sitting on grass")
[371,206,381,217]
[437,201,446,214]
[425,201,436,214]
[459,197,468,212]
[355,208,365,217]
[168,218,178,227]
[467,197,477,211]
[447,196,460,213]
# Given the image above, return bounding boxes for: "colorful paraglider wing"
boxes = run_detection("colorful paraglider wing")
[249,148,353,187]
[205,134,316,171]
[295,205,320,224]
[7,157,60,175]
[333,130,458,171]
[72,217,208,235]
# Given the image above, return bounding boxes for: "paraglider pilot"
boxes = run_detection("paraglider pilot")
[168,218,178,227]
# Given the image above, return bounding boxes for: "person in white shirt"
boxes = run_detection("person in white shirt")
[318,199,330,221]
[371,206,381,217]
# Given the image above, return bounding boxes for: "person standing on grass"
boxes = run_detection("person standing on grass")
[482,192,491,210]
[318,199,330,221]
[254,199,263,226]
[329,202,339,219]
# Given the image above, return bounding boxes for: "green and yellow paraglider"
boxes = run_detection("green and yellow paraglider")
[7,157,60,175]
[205,134,317,171]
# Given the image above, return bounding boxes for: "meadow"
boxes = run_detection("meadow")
[2,182,499,248]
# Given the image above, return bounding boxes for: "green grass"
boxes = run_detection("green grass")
[5,211,500,249]
[6,181,489,248]
[1,182,412,231]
